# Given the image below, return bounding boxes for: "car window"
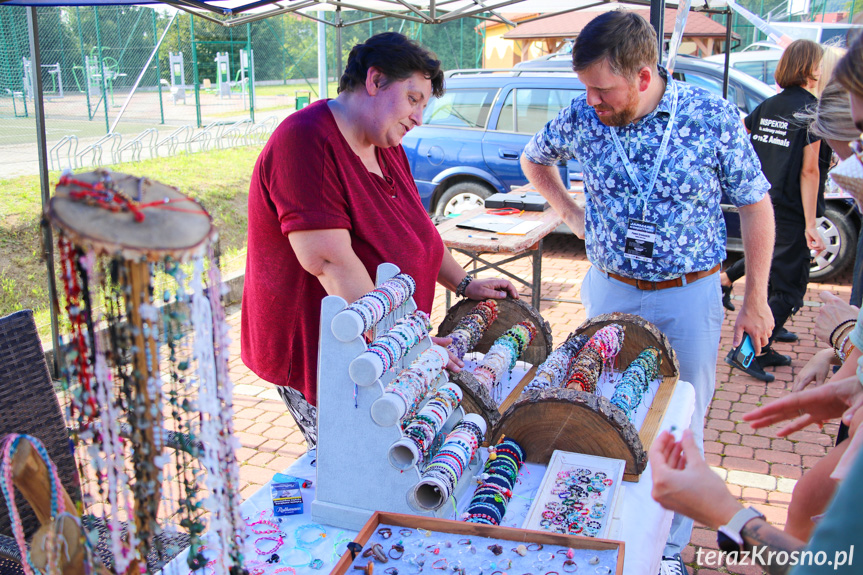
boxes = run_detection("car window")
[676,70,741,112]
[732,61,765,82]
[423,88,497,128]
[496,88,580,134]
[765,60,778,85]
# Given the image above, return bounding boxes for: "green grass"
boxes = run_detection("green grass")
[0,145,262,339]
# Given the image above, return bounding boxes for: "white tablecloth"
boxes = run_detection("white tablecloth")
[164,380,695,575]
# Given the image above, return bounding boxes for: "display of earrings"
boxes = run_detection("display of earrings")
[46,170,245,574]
[565,324,625,393]
[472,321,537,399]
[523,334,589,392]
[441,300,499,360]
[464,437,526,526]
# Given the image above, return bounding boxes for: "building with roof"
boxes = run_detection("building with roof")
[480,5,739,69]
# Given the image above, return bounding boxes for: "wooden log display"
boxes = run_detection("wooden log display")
[436,298,552,432]
[494,313,679,481]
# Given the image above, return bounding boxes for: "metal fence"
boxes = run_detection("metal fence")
[0,5,486,175]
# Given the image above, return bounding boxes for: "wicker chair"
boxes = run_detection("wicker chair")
[0,310,189,574]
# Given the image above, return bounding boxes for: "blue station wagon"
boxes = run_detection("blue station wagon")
[402,70,584,217]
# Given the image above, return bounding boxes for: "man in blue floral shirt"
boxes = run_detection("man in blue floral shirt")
[521,10,775,573]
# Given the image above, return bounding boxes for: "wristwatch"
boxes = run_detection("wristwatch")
[717,507,765,553]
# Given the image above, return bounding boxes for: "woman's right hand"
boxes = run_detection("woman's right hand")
[815,291,858,345]
[792,348,836,392]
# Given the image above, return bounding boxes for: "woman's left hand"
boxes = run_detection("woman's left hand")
[465,277,519,300]
[430,336,465,372]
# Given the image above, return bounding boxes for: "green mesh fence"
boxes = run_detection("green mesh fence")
[0,6,487,174]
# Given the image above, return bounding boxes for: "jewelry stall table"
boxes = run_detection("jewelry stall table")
[162,380,694,575]
[436,203,562,311]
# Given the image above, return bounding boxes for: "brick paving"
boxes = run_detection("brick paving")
[225,233,850,574]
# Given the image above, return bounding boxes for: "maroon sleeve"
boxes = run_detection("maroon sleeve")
[258,107,353,237]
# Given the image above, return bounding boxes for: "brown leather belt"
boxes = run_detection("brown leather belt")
[607,264,720,291]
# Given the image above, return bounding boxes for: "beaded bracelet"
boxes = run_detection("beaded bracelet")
[830,319,857,348]
[295,523,327,548]
[456,275,474,298]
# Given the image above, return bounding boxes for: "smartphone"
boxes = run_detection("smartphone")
[732,334,756,368]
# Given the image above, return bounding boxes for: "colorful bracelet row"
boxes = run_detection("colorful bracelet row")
[401,385,461,464]
[565,324,624,393]
[343,273,417,333]
[473,321,538,395]
[464,437,525,526]
[445,300,499,360]
[421,419,484,503]
[524,334,589,392]
[610,346,661,421]
[362,311,431,372]
[385,346,449,422]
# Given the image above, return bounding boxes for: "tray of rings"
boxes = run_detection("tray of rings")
[522,451,626,540]
[332,511,623,575]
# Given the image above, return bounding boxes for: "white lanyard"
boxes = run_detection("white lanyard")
[609,80,679,218]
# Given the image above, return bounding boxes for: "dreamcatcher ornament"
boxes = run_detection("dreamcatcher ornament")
[42,169,246,575]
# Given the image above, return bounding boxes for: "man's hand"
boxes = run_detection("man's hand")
[733,298,774,355]
[814,291,858,346]
[520,155,584,238]
[743,374,863,435]
[465,277,519,300]
[650,429,743,529]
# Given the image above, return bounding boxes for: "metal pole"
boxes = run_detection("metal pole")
[191,14,201,128]
[336,7,342,79]
[154,10,165,124]
[650,0,665,66]
[723,8,731,100]
[94,6,110,133]
[317,12,327,100]
[111,11,177,133]
[27,7,63,378]
[75,7,91,119]
[247,22,255,123]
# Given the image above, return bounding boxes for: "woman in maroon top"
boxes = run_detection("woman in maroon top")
[241,33,517,449]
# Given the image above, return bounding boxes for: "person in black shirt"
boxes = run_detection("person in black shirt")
[727,40,826,381]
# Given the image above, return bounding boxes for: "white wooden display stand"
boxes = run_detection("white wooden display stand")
[312,263,483,530]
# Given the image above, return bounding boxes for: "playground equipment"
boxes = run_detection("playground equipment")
[215,52,231,98]
[168,51,186,104]
[232,48,255,110]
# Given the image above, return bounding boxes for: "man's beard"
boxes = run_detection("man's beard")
[595,82,640,127]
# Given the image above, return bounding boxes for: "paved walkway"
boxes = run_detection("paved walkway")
[224,233,849,574]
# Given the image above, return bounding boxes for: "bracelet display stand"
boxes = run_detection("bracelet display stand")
[436,297,553,432]
[495,313,679,481]
[312,263,484,531]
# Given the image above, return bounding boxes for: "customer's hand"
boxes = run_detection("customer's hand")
[465,278,519,300]
[744,374,863,435]
[806,227,826,255]
[793,348,836,392]
[650,429,743,529]
[430,336,465,372]
[814,291,858,345]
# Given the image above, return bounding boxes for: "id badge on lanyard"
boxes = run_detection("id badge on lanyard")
[610,81,678,263]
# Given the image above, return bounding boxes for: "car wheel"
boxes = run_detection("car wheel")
[435,182,493,217]
[810,205,856,281]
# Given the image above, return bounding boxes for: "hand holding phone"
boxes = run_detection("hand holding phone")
[732,333,756,368]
